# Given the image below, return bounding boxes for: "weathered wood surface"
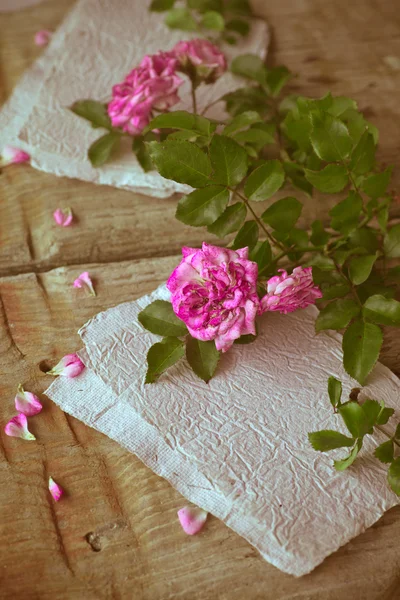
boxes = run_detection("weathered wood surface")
[0,1,400,599]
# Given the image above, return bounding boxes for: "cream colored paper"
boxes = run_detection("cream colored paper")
[0,0,269,197]
[45,285,400,576]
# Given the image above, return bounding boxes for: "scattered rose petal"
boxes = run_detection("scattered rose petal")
[4,413,36,440]
[177,506,208,535]
[73,271,96,296]
[15,384,42,416]
[53,207,73,227]
[47,353,85,378]
[34,29,52,47]
[0,145,30,167]
[48,477,63,502]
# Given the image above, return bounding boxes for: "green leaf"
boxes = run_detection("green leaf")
[201,10,225,30]
[348,253,378,285]
[348,227,379,253]
[225,18,250,36]
[261,196,302,232]
[176,185,229,227]
[228,0,252,14]
[374,440,394,464]
[150,0,175,10]
[361,167,392,199]
[328,376,342,409]
[232,125,275,149]
[329,191,363,234]
[361,399,381,430]
[88,132,121,167]
[304,164,349,193]
[342,319,383,384]
[320,283,351,301]
[165,7,197,29]
[146,111,212,136]
[186,337,220,382]
[308,430,354,451]
[250,239,272,272]
[230,53,266,84]
[384,224,400,258]
[207,202,246,237]
[70,100,112,129]
[132,138,153,172]
[395,424,400,440]
[339,401,371,438]
[363,295,400,326]
[387,458,400,495]
[334,439,362,471]
[327,96,357,117]
[209,134,248,186]
[234,332,258,344]
[377,403,395,425]
[310,220,330,246]
[188,0,223,10]
[316,298,359,332]
[145,337,185,383]
[223,86,269,117]
[147,140,211,187]
[284,162,313,196]
[223,111,263,135]
[138,300,188,337]
[232,220,258,250]
[244,160,285,202]
[310,114,353,161]
[265,66,291,97]
[349,131,375,175]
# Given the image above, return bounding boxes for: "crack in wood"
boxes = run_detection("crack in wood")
[0,291,25,358]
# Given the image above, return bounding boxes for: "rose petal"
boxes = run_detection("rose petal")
[47,353,85,378]
[73,271,96,296]
[53,208,73,227]
[48,477,63,502]
[34,30,52,47]
[177,506,208,535]
[15,384,42,416]
[0,145,30,167]
[4,413,36,440]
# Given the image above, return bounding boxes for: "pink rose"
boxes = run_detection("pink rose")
[107,52,183,135]
[167,243,259,352]
[172,38,227,83]
[260,267,322,314]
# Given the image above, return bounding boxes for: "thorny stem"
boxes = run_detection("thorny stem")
[200,96,223,116]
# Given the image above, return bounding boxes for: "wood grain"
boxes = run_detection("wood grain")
[1,1,400,599]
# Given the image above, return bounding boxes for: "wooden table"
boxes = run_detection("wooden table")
[1,1,400,598]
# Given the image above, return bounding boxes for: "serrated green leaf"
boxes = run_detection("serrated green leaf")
[146,111,212,136]
[349,131,375,175]
[374,440,394,464]
[225,18,250,36]
[70,100,112,129]
[320,283,351,301]
[132,137,153,172]
[261,196,302,232]
[138,300,188,337]
[348,253,378,285]
[232,125,276,149]
[384,224,400,258]
[361,399,381,430]
[88,132,121,167]
[147,140,211,187]
[165,7,198,29]
[232,220,258,250]
[310,220,330,246]
[209,134,248,186]
[328,376,342,408]
[150,0,175,10]
[307,255,336,272]
[339,402,371,438]
[310,114,353,161]
[207,202,246,237]
[329,191,363,234]
[334,439,362,471]
[363,295,400,326]
[327,96,357,117]
[266,66,291,97]
[201,10,225,30]
[376,403,395,425]
[305,164,349,193]
[316,298,360,332]
[231,53,266,84]
[244,160,285,202]
[223,111,263,135]
[308,430,354,451]
[388,458,400,495]
[145,337,185,383]
[223,86,269,117]
[342,319,383,384]
[348,227,379,253]
[250,239,272,272]
[176,185,229,226]
[186,337,220,382]
[361,167,392,198]
[234,332,258,344]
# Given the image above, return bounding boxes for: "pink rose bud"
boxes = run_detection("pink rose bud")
[47,353,85,378]
[53,207,73,227]
[108,51,183,135]
[48,477,63,502]
[177,506,208,535]
[172,39,227,83]
[34,29,52,47]
[0,145,30,167]
[73,271,96,296]
[260,267,322,314]
[4,413,36,441]
[15,384,42,416]
[167,243,259,353]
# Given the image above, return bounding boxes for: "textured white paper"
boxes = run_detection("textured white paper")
[0,0,269,197]
[45,285,400,576]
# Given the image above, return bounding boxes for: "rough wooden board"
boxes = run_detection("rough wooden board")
[0,0,400,598]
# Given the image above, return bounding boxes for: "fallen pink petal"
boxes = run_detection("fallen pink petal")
[4,413,36,441]
[53,207,73,227]
[34,29,52,47]
[0,145,30,167]
[47,353,85,378]
[73,271,96,296]
[15,384,42,416]
[48,477,63,502]
[177,506,208,535]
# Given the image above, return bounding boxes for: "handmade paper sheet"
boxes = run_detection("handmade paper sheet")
[0,0,269,197]
[46,285,400,576]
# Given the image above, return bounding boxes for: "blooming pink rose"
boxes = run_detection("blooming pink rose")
[107,52,183,135]
[167,243,259,352]
[172,39,227,83]
[260,267,322,314]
